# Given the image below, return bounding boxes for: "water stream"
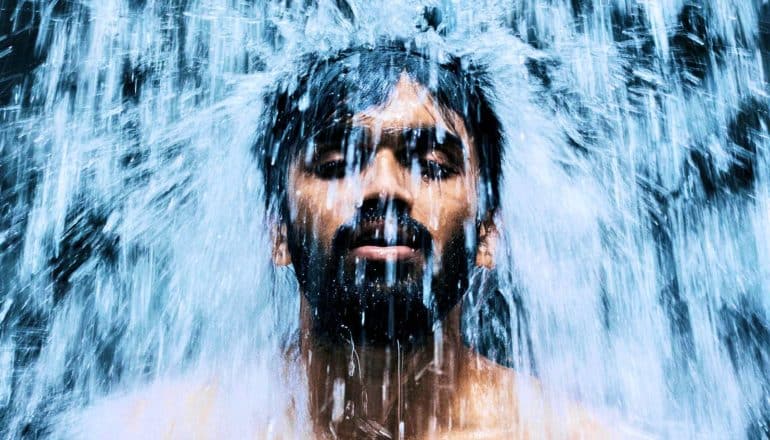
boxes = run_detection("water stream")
[1,0,769,438]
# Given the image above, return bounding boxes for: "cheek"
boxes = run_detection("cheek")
[288,176,360,242]
[412,178,478,254]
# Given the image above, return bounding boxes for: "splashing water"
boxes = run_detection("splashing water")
[0,0,768,438]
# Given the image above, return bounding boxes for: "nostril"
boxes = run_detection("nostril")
[357,197,412,222]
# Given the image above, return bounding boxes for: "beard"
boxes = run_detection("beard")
[287,207,475,346]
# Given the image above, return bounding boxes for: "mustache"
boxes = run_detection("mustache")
[330,206,433,257]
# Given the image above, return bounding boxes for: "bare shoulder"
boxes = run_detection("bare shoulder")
[451,353,653,439]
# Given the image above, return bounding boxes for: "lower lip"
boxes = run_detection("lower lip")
[351,245,419,261]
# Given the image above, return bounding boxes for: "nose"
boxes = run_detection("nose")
[360,149,414,210]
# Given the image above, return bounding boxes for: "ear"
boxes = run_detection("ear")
[272,223,292,266]
[475,214,498,269]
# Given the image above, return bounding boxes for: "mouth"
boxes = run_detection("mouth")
[347,220,427,262]
[351,245,418,261]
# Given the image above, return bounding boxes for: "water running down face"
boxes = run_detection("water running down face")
[276,75,493,345]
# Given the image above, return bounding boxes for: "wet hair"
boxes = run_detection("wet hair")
[254,40,504,221]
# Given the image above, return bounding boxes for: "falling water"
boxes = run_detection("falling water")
[0,0,768,438]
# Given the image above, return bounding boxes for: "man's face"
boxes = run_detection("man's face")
[281,75,484,343]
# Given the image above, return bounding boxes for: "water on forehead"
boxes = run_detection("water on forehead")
[353,75,461,134]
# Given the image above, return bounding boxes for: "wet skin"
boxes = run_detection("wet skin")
[276,72,486,345]
[277,74,483,281]
[273,75,611,438]
[285,72,485,436]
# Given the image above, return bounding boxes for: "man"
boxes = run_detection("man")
[63,41,618,439]
[253,41,612,438]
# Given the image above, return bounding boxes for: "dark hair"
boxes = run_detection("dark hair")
[254,40,504,221]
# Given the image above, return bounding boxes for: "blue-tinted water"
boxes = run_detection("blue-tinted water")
[0,0,768,437]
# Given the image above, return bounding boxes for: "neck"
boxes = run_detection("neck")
[298,296,472,439]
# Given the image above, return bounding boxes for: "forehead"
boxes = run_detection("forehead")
[351,73,468,141]
[353,74,461,129]
[314,74,475,158]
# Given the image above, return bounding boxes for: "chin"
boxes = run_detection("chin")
[311,273,438,346]
[292,229,471,346]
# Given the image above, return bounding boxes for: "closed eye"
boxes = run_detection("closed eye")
[400,127,465,179]
[419,157,458,180]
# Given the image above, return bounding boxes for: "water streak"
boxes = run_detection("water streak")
[0,0,768,437]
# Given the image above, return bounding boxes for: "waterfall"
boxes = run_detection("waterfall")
[0,0,768,437]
